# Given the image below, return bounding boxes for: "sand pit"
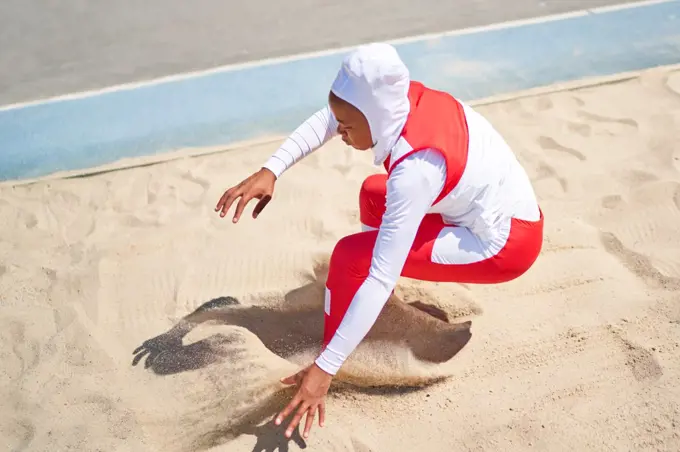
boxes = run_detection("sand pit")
[2,65,680,451]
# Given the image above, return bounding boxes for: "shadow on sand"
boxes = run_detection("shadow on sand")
[132,263,472,450]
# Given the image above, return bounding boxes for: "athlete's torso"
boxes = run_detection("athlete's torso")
[384,82,540,241]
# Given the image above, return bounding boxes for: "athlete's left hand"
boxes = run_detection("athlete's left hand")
[276,363,333,439]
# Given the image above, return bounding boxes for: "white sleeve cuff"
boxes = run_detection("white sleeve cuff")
[261,156,288,179]
[315,349,343,376]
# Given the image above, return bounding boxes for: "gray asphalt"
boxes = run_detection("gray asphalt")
[0,0,640,105]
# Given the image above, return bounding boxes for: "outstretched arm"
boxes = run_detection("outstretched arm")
[215,106,337,222]
[262,106,339,178]
[271,152,446,441]
[315,150,446,375]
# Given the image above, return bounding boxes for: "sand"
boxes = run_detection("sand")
[2,64,680,452]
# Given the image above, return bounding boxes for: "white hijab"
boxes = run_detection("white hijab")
[330,43,411,166]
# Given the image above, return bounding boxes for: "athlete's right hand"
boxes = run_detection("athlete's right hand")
[215,167,276,223]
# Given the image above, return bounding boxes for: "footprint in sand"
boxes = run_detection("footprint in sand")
[608,326,663,382]
[537,136,586,161]
[573,110,639,140]
[601,169,661,209]
[601,194,623,209]
[621,170,659,188]
[577,110,638,129]
[535,161,568,193]
[571,95,586,107]
[600,231,680,291]
[566,121,592,137]
[596,180,680,285]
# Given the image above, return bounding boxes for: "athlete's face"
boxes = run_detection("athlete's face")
[328,91,374,150]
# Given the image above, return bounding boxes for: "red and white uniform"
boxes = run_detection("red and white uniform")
[263,43,543,376]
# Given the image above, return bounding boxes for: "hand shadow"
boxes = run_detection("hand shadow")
[240,412,307,452]
[185,384,310,452]
[132,296,244,374]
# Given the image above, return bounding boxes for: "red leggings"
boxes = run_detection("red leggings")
[323,174,544,345]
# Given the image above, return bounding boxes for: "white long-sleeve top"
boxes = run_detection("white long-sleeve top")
[263,106,450,375]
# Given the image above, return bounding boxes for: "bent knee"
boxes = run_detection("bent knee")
[359,174,387,228]
[361,174,387,195]
[360,174,387,203]
[329,232,377,280]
